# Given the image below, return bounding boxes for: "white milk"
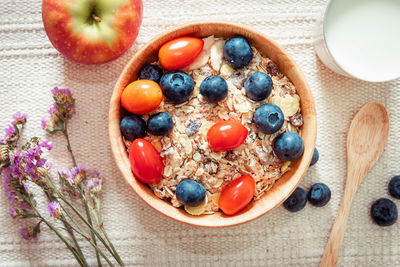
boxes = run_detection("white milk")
[325,0,400,81]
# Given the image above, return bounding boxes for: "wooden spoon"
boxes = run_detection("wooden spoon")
[320,102,389,267]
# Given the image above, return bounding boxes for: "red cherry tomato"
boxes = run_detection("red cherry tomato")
[207,120,248,151]
[218,175,256,215]
[121,80,163,115]
[129,139,164,184]
[159,37,204,70]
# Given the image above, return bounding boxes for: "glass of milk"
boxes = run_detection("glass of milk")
[314,0,400,82]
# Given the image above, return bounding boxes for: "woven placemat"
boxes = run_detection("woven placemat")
[1,0,400,266]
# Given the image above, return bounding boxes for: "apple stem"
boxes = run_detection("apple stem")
[92,14,101,23]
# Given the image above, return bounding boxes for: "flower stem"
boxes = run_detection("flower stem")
[62,126,77,167]
[42,188,88,266]
[100,225,124,267]
[31,205,87,267]
[63,123,101,266]
[62,213,115,267]
[88,193,124,267]
[45,175,122,265]
[80,184,102,267]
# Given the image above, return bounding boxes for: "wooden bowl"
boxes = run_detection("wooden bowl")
[109,21,317,227]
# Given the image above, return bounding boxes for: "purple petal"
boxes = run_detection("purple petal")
[12,112,27,125]
[39,138,53,151]
[41,117,49,129]
[48,201,61,217]
[10,208,17,219]
[5,125,15,137]
[48,102,58,115]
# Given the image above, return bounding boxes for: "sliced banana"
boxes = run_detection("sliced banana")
[281,161,291,173]
[236,101,252,113]
[220,63,234,78]
[269,94,300,118]
[210,40,225,72]
[184,202,206,215]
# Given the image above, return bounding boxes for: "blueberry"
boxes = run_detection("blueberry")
[371,198,398,226]
[245,72,273,101]
[138,64,163,83]
[120,114,147,141]
[388,175,400,199]
[310,148,319,166]
[253,104,284,134]
[159,71,194,104]
[147,112,173,136]
[307,183,331,207]
[176,179,206,207]
[273,132,305,161]
[200,76,228,103]
[223,36,253,69]
[283,187,307,212]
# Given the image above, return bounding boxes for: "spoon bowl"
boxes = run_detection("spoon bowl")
[320,102,389,266]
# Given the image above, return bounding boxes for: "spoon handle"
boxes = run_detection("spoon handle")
[320,189,355,267]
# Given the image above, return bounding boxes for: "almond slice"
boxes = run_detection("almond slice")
[210,40,225,72]
[186,36,214,70]
[193,75,206,97]
[177,134,192,155]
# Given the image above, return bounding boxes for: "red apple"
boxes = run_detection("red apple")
[42,0,143,64]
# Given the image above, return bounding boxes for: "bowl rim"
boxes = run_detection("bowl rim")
[108,21,317,228]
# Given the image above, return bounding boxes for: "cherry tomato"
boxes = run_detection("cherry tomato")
[219,175,256,215]
[207,120,248,151]
[129,138,164,184]
[159,37,204,70]
[121,80,163,115]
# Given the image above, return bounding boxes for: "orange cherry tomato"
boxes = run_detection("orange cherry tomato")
[207,120,248,151]
[159,37,204,70]
[129,139,164,184]
[219,175,256,215]
[121,80,163,115]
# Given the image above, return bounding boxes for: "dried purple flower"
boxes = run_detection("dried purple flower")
[12,112,27,125]
[0,144,9,162]
[58,168,74,185]
[5,125,15,137]
[52,87,72,97]
[41,117,49,130]
[3,170,16,202]
[71,165,88,184]
[48,102,58,115]
[20,226,39,241]
[10,207,18,219]
[9,207,36,219]
[48,201,61,218]
[1,113,27,145]
[39,138,53,151]
[42,87,75,133]
[87,177,103,194]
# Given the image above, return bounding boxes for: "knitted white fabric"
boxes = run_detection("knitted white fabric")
[1,0,400,266]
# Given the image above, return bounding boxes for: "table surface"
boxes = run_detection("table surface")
[1,0,400,266]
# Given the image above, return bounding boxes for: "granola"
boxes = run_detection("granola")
[125,36,303,215]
